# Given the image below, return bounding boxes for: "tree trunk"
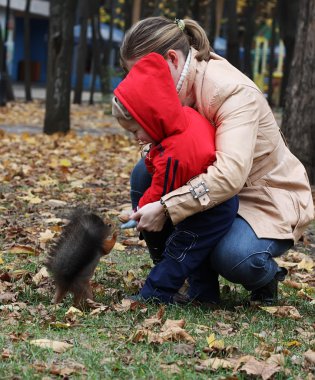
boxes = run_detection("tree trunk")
[124,0,133,31]
[0,0,15,105]
[132,0,141,25]
[277,0,299,107]
[0,26,5,106]
[73,0,89,104]
[44,0,77,134]
[243,0,258,79]
[24,0,32,102]
[226,0,240,68]
[282,0,315,184]
[267,5,277,105]
[177,0,189,19]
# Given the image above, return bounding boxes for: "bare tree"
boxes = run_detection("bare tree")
[277,0,299,107]
[73,0,89,104]
[24,0,32,101]
[242,0,258,79]
[44,0,77,134]
[282,0,315,184]
[226,0,240,68]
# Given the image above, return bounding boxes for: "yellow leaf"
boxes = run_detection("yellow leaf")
[0,255,3,264]
[59,158,72,167]
[49,322,72,329]
[206,333,225,350]
[65,306,84,318]
[285,340,302,347]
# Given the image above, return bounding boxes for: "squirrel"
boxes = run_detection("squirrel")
[46,209,117,308]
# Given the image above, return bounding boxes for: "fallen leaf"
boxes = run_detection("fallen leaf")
[39,229,55,243]
[49,322,72,329]
[196,357,236,371]
[113,298,147,313]
[132,326,195,345]
[59,158,72,167]
[6,245,36,255]
[297,258,314,272]
[160,363,181,374]
[304,349,315,365]
[32,267,50,285]
[206,333,225,350]
[240,357,281,380]
[259,305,302,320]
[161,319,185,331]
[113,242,126,251]
[29,339,73,353]
[160,326,195,344]
[174,343,195,356]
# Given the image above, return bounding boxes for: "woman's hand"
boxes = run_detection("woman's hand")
[130,201,168,231]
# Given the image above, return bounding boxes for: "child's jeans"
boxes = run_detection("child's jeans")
[140,196,239,303]
[130,158,293,302]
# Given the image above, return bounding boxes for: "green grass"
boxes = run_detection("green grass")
[0,245,314,379]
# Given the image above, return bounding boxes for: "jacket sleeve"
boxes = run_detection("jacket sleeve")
[139,154,178,208]
[162,85,259,225]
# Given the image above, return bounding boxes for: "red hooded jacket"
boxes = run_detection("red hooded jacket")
[114,53,216,208]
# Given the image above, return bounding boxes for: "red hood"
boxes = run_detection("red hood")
[114,53,187,143]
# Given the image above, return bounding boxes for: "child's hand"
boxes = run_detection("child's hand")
[130,201,167,232]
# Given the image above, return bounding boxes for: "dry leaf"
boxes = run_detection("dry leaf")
[197,357,236,371]
[6,245,36,255]
[159,326,195,344]
[297,258,314,272]
[32,267,50,285]
[240,357,281,380]
[161,319,185,331]
[160,363,181,374]
[113,242,126,251]
[259,305,302,320]
[304,349,315,365]
[39,229,55,243]
[65,306,84,318]
[49,322,72,329]
[30,339,73,353]
[113,298,147,313]
[132,326,195,345]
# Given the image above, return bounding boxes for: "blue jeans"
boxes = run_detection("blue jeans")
[131,158,293,301]
[141,196,239,303]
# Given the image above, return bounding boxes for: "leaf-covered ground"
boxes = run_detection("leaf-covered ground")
[0,101,314,379]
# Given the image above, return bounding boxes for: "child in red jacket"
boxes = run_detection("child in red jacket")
[113,53,238,304]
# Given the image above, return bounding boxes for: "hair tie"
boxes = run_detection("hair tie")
[174,18,185,32]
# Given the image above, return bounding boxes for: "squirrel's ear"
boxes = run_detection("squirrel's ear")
[102,231,117,255]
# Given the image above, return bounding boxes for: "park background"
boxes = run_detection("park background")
[0,1,314,379]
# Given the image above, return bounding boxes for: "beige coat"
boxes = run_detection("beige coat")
[162,48,314,243]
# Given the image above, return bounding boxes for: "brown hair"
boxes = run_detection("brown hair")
[120,17,212,72]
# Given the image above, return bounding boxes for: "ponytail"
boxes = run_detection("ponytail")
[120,17,213,71]
[182,19,213,61]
